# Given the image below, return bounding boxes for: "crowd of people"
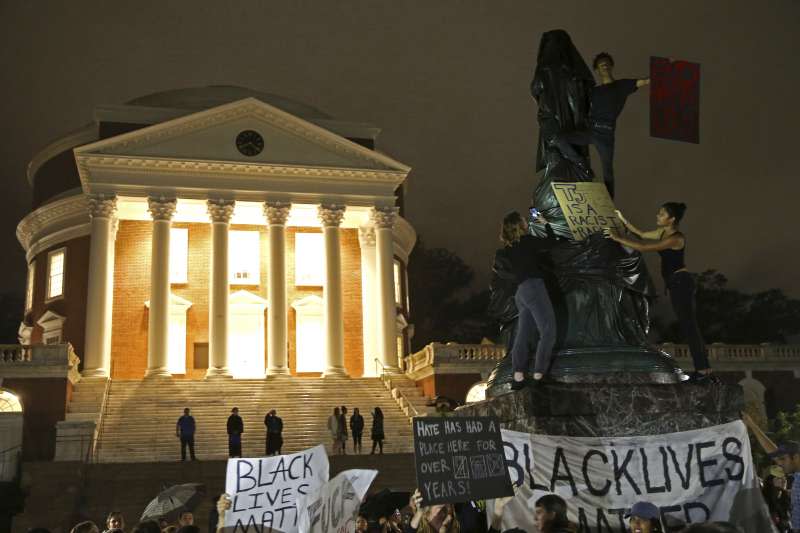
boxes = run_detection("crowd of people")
[174,404,387,460]
[326,405,385,455]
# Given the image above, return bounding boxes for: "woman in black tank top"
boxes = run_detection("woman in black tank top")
[604,202,718,384]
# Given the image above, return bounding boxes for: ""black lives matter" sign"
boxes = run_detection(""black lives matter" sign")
[413,416,513,505]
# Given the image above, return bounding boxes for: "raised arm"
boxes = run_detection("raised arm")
[605,229,683,253]
[614,210,662,240]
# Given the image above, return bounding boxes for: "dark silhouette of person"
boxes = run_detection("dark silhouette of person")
[175,407,196,461]
[264,409,283,456]
[350,407,365,454]
[370,407,384,454]
[226,407,243,458]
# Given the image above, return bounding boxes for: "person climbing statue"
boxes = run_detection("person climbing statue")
[548,52,649,198]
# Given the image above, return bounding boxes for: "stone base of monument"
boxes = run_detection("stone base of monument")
[486,346,688,398]
[457,381,743,437]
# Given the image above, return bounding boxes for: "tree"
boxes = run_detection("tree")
[407,238,497,351]
[657,270,800,344]
[0,292,24,344]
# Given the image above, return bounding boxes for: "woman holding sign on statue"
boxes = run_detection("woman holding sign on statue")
[497,211,558,391]
[604,203,718,384]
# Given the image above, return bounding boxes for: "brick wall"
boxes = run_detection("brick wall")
[413,373,483,406]
[25,236,90,362]
[110,221,364,379]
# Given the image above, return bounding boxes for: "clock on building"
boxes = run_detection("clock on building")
[235,130,264,157]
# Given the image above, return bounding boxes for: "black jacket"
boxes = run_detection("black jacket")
[227,414,243,435]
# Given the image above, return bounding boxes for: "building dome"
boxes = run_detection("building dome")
[28,86,334,207]
[126,85,332,120]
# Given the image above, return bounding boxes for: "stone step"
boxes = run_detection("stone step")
[75,375,421,463]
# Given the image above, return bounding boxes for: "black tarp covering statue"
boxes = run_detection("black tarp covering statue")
[486,30,682,396]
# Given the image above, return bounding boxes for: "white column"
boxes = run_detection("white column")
[82,194,117,378]
[372,207,400,372]
[206,199,235,378]
[358,226,378,376]
[318,204,347,376]
[145,196,177,378]
[264,201,291,375]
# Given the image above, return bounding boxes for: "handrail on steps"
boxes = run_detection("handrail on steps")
[374,357,420,418]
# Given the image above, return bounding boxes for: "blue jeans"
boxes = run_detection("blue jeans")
[511,278,557,375]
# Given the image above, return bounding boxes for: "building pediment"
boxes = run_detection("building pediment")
[74,98,409,205]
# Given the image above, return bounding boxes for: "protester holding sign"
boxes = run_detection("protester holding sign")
[605,203,718,384]
[496,211,558,390]
[406,489,460,533]
[548,52,649,198]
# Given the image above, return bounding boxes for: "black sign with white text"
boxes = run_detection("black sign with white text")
[413,416,513,505]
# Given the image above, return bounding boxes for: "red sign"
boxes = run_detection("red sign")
[650,57,700,144]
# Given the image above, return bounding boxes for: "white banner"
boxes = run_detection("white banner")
[225,445,329,533]
[495,422,774,532]
[296,469,378,533]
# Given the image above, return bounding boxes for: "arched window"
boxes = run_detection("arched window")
[0,390,22,413]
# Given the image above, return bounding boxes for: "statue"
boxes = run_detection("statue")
[486,30,683,397]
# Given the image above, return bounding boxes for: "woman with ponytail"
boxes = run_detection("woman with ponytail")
[605,202,718,384]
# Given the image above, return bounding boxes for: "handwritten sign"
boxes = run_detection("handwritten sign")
[551,182,623,240]
[224,444,329,533]
[296,469,378,533]
[650,56,701,144]
[413,416,512,505]
[490,423,772,533]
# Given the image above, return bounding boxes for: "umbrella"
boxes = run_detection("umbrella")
[141,483,206,522]
[359,489,411,520]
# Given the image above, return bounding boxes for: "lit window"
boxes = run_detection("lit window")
[230,231,260,285]
[47,249,66,300]
[0,390,22,413]
[25,262,35,311]
[169,228,189,284]
[394,261,402,305]
[295,233,324,286]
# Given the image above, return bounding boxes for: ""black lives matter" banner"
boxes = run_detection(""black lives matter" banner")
[493,422,773,533]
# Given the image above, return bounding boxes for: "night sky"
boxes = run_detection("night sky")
[1,1,798,309]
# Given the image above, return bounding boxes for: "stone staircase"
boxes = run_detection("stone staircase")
[81,375,427,463]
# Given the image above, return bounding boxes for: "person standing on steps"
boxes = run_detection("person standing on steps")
[350,407,365,454]
[176,407,197,461]
[327,407,341,455]
[264,409,283,456]
[370,407,385,454]
[339,405,349,455]
[226,407,244,458]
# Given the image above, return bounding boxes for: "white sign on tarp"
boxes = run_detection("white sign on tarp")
[493,422,774,532]
[296,469,378,533]
[224,445,329,533]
